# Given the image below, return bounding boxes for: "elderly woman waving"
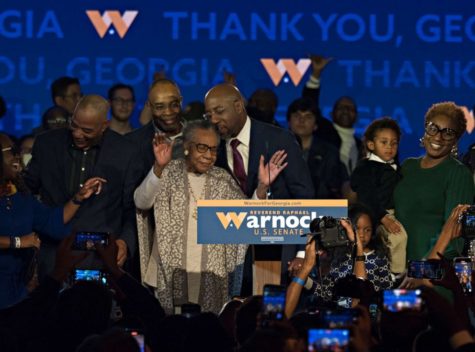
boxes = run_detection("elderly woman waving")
[135,120,286,314]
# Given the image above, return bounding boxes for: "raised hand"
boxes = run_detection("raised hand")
[258,150,288,187]
[441,204,470,241]
[428,204,470,259]
[308,54,334,78]
[256,150,288,199]
[153,133,174,167]
[340,218,357,244]
[223,70,236,85]
[75,177,107,202]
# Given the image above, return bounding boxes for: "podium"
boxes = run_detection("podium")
[252,244,284,294]
[253,259,281,294]
[197,199,348,294]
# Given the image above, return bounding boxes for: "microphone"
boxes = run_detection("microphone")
[266,141,272,199]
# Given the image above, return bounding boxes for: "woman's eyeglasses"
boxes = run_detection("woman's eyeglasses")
[191,142,218,155]
[1,146,20,155]
[424,122,457,141]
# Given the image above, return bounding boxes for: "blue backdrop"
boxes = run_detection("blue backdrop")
[1,0,474,159]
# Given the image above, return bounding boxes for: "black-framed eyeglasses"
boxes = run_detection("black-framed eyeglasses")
[1,145,20,155]
[424,122,457,141]
[191,142,218,155]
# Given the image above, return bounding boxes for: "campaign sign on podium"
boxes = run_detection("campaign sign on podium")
[197,199,348,244]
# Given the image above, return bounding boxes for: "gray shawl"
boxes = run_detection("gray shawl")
[137,159,248,314]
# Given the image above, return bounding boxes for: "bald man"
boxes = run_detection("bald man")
[127,79,185,180]
[204,84,314,293]
[24,95,141,278]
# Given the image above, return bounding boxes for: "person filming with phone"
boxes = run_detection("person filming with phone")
[285,204,393,317]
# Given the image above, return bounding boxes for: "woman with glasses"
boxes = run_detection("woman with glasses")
[394,102,474,264]
[0,133,105,309]
[135,120,287,314]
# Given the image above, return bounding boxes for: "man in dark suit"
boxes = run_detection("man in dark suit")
[204,83,314,294]
[302,55,363,175]
[24,95,141,277]
[126,79,185,180]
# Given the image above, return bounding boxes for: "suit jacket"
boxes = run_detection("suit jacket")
[216,118,314,288]
[125,122,155,181]
[307,138,349,199]
[24,128,141,254]
[216,118,314,200]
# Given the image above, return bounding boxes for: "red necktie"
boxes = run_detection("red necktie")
[230,139,247,194]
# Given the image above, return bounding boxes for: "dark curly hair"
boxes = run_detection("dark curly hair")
[286,97,318,122]
[363,117,401,156]
[330,203,390,266]
[349,203,389,258]
[424,102,467,139]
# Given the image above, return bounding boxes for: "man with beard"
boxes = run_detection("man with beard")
[127,79,185,180]
[204,83,314,294]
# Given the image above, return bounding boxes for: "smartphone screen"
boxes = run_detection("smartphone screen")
[73,269,108,286]
[462,212,475,238]
[454,257,473,294]
[322,309,358,328]
[308,328,349,352]
[73,232,109,251]
[181,303,201,318]
[127,329,145,352]
[383,289,422,312]
[407,260,443,280]
[368,303,379,322]
[262,284,286,321]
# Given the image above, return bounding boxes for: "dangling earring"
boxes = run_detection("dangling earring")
[419,136,425,147]
[184,150,189,156]
[451,144,458,158]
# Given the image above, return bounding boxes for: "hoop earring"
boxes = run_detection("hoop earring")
[419,136,425,147]
[451,144,458,158]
